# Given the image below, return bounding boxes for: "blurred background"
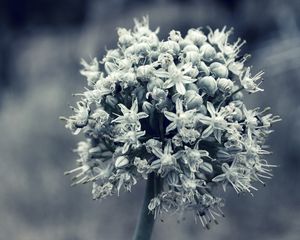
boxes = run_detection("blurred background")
[0,0,299,239]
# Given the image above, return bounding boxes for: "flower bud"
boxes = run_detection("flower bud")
[217,78,233,93]
[115,156,129,168]
[136,65,154,80]
[198,104,207,115]
[168,30,182,42]
[132,86,146,102]
[148,197,160,211]
[160,40,180,55]
[184,65,199,78]
[142,101,154,115]
[210,62,228,78]
[103,49,121,63]
[151,87,168,102]
[121,72,137,87]
[179,38,193,49]
[186,83,199,92]
[232,91,243,101]
[147,77,164,92]
[186,29,207,46]
[183,51,201,64]
[197,61,210,76]
[197,76,217,96]
[183,44,199,53]
[231,86,244,101]
[184,90,203,109]
[200,43,216,62]
[232,108,243,121]
[118,58,132,71]
[117,28,134,47]
[105,95,118,108]
[166,171,179,186]
[104,62,117,74]
[134,42,151,55]
[158,53,174,69]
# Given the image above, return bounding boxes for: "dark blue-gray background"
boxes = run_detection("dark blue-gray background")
[0,0,299,239]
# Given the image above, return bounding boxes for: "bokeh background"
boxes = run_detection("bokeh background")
[0,0,299,239]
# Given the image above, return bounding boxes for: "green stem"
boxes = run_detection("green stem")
[132,173,156,240]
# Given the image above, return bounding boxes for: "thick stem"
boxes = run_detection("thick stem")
[132,173,156,240]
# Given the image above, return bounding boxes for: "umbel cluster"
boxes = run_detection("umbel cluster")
[61,17,280,228]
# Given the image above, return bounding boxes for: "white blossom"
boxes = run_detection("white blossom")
[61,17,280,228]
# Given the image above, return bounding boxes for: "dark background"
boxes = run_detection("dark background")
[0,0,299,239]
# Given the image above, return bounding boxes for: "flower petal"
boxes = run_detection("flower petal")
[163,79,175,89]
[212,173,226,182]
[197,114,212,125]
[164,111,177,121]
[137,112,149,119]
[175,99,183,113]
[151,159,161,169]
[214,129,222,143]
[155,69,169,78]
[152,147,164,158]
[122,142,130,154]
[201,125,214,139]
[181,75,195,84]
[131,99,138,113]
[111,116,125,123]
[206,101,215,117]
[118,103,129,114]
[166,122,177,133]
[199,162,213,173]
[164,141,173,154]
[175,81,186,95]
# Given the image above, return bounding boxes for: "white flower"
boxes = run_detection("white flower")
[164,99,196,133]
[115,130,146,154]
[62,17,280,226]
[155,63,197,95]
[112,99,148,130]
[212,162,254,193]
[151,141,183,177]
[182,145,212,173]
[185,28,207,46]
[134,157,150,179]
[208,26,232,48]
[240,67,264,93]
[197,102,228,143]
[80,58,100,86]
[60,101,90,135]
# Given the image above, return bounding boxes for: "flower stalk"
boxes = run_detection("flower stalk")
[133,173,156,240]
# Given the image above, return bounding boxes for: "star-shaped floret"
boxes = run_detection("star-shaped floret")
[239,67,264,93]
[182,144,213,173]
[164,99,196,133]
[112,99,148,130]
[115,130,145,154]
[155,63,197,95]
[197,101,228,143]
[212,162,255,194]
[150,141,183,177]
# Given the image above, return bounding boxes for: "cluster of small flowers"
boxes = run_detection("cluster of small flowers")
[61,17,280,228]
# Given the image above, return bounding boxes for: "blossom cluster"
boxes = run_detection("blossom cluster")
[61,17,280,228]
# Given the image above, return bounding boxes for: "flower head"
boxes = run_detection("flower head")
[61,17,280,229]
